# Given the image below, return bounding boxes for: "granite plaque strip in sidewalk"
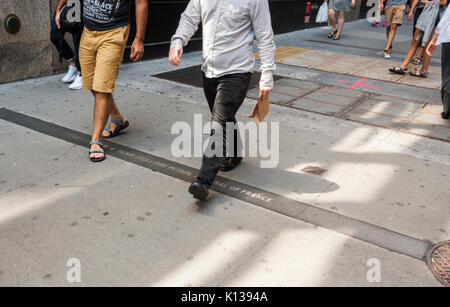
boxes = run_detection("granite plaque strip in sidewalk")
[0,107,433,260]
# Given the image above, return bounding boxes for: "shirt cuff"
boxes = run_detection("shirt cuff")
[259,70,274,88]
[170,38,184,50]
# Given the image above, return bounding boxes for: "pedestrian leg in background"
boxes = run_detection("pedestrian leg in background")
[372,1,381,27]
[50,12,78,84]
[410,27,436,78]
[334,11,346,40]
[69,29,83,90]
[413,6,425,64]
[383,4,406,58]
[327,6,338,38]
[389,28,424,74]
[441,42,450,119]
[384,23,398,58]
[189,73,252,201]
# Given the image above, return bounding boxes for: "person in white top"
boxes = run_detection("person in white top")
[169,0,276,201]
[427,4,450,119]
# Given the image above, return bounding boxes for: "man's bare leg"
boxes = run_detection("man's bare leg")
[101,96,126,137]
[90,91,113,159]
[385,23,397,52]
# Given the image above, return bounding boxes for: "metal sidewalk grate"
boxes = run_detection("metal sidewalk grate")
[153,65,283,89]
[427,241,450,287]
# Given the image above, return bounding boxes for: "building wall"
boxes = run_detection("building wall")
[0,0,365,84]
[0,0,67,83]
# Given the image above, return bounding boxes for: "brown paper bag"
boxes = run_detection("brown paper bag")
[248,94,270,123]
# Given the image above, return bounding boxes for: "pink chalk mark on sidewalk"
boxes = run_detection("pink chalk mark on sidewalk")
[337,77,379,90]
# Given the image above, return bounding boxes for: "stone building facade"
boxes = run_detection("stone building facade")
[0,0,67,84]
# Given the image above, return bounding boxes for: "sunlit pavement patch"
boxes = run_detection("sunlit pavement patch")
[427,241,450,287]
[255,46,311,62]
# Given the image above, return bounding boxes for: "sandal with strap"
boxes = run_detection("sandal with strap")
[103,116,130,138]
[328,29,338,38]
[389,66,408,75]
[89,140,106,163]
[332,33,341,40]
[410,67,428,78]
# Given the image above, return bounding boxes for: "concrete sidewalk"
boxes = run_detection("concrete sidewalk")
[0,18,449,287]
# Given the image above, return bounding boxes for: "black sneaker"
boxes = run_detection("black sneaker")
[441,112,450,119]
[220,157,243,172]
[188,179,210,201]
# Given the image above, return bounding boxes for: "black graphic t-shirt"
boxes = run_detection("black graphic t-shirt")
[83,0,130,31]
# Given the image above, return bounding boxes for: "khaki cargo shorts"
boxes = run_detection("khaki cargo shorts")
[385,5,406,27]
[79,25,130,94]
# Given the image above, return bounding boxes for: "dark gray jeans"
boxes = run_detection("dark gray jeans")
[198,72,252,185]
[442,43,450,114]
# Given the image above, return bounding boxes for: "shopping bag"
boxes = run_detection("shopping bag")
[316,2,328,24]
[249,94,270,123]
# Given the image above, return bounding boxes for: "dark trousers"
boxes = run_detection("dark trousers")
[413,7,424,37]
[198,72,252,185]
[442,43,450,113]
[50,12,82,73]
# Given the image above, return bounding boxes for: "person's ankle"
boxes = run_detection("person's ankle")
[111,113,122,121]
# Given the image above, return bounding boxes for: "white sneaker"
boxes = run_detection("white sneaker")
[383,51,392,59]
[62,65,78,83]
[68,73,82,90]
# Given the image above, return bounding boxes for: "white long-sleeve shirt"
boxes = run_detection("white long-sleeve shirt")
[170,0,277,87]
[436,5,450,45]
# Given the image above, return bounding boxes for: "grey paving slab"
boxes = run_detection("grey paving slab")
[346,97,425,129]
[271,85,311,98]
[399,66,442,90]
[319,84,366,100]
[304,89,361,107]
[315,54,382,75]
[405,105,450,142]
[289,97,347,115]
[276,63,442,105]
[274,78,320,91]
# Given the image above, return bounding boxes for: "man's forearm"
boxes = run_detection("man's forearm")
[134,0,149,41]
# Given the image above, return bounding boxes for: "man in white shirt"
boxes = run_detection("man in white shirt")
[169,0,276,200]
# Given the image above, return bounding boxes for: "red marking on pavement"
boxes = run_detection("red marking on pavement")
[338,77,379,90]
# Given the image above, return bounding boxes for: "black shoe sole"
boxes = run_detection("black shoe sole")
[441,112,450,119]
[189,184,208,201]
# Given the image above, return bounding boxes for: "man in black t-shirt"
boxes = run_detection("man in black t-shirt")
[83,0,131,31]
[56,0,148,162]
